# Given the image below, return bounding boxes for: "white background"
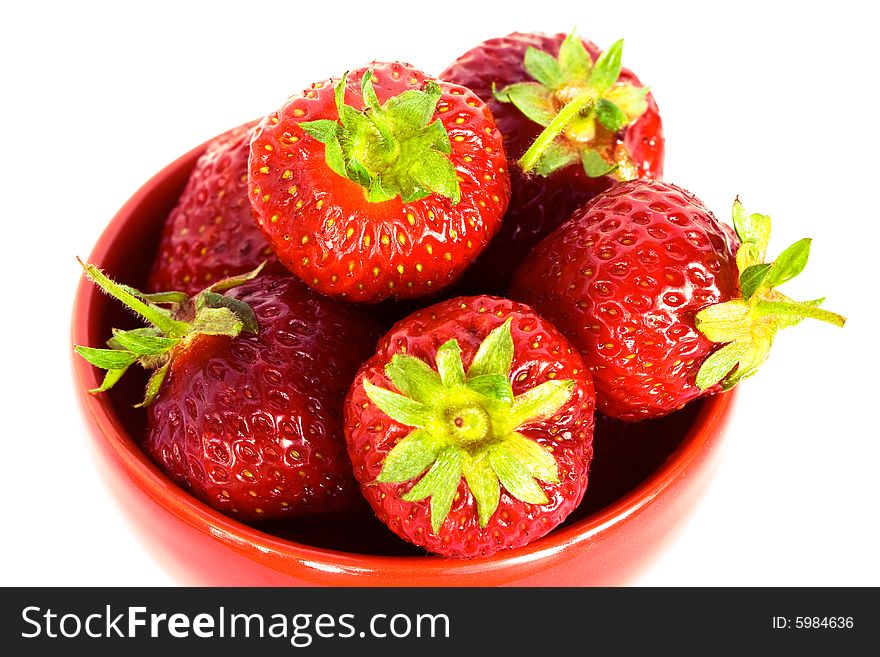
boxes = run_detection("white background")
[2,0,877,587]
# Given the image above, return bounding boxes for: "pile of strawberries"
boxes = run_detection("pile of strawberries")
[76,31,845,559]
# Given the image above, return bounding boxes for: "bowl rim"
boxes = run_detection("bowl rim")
[70,135,737,581]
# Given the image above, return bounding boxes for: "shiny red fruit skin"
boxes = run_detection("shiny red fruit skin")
[510,180,739,421]
[145,275,382,521]
[344,295,596,558]
[148,123,282,295]
[249,62,510,304]
[441,32,665,293]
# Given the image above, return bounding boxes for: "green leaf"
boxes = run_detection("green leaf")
[323,131,349,180]
[595,98,628,132]
[110,328,179,356]
[206,261,267,293]
[360,69,382,112]
[731,200,771,257]
[136,360,171,407]
[496,82,556,127]
[467,374,514,404]
[385,83,442,129]
[468,318,514,378]
[719,333,774,390]
[487,443,548,505]
[334,74,350,126]
[509,379,575,429]
[502,432,559,484]
[462,453,500,527]
[385,354,443,405]
[739,263,773,300]
[410,149,461,204]
[376,429,443,483]
[399,182,432,204]
[138,290,189,304]
[735,241,762,274]
[366,175,397,203]
[189,306,243,337]
[300,121,347,178]
[75,346,138,370]
[605,83,649,122]
[90,365,130,394]
[298,119,339,144]
[339,103,371,137]
[558,31,593,81]
[695,299,752,343]
[581,148,618,177]
[534,142,580,177]
[589,39,624,94]
[421,118,452,154]
[345,156,371,188]
[435,339,466,387]
[523,46,564,88]
[200,291,259,334]
[695,340,751,391]
[106,327,160,350]
[404,120,450,160]
[363,379,431,427]
[765,238,811,289]
[402,447,464,533]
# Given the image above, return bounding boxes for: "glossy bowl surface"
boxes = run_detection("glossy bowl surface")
[71,136,737,586]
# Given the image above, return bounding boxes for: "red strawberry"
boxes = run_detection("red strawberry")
[344,295,595,557]
[441,31,664,293]
[248,62,510,303]
[75,264,382,521]
[148,123,283,295]
[510,180,846,420]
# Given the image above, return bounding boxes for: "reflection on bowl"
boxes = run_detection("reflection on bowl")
[71,135,736,586]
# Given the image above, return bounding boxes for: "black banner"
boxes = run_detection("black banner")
[3,587,872,655]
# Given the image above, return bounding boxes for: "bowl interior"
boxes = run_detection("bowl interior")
[75,138,725,564]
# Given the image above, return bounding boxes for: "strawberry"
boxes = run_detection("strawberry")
[344,295,595,557]
[441,31,664,293]
[75,263,382,521]
[510,180,846,420]
[148,123,282,295]
[248,62,510,303]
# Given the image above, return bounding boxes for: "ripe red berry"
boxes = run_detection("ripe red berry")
[344,295,595,557]
[441,31,664,293]
[148,123,282,295]
[248,62,510,303]
[511,180,846,420]
[75,264,382,521]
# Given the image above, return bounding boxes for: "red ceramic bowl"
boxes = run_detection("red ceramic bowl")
[71,135,737,586]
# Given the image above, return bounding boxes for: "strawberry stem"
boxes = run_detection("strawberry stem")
[518,88,596,173]
[78,257,189,337]
[75,260,264,405]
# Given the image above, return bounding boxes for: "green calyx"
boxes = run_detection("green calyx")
[299,70,461,204]
[494,30,649,179]
[363,319,575,533]
[74,259,263,406]
[694,201,846,391]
